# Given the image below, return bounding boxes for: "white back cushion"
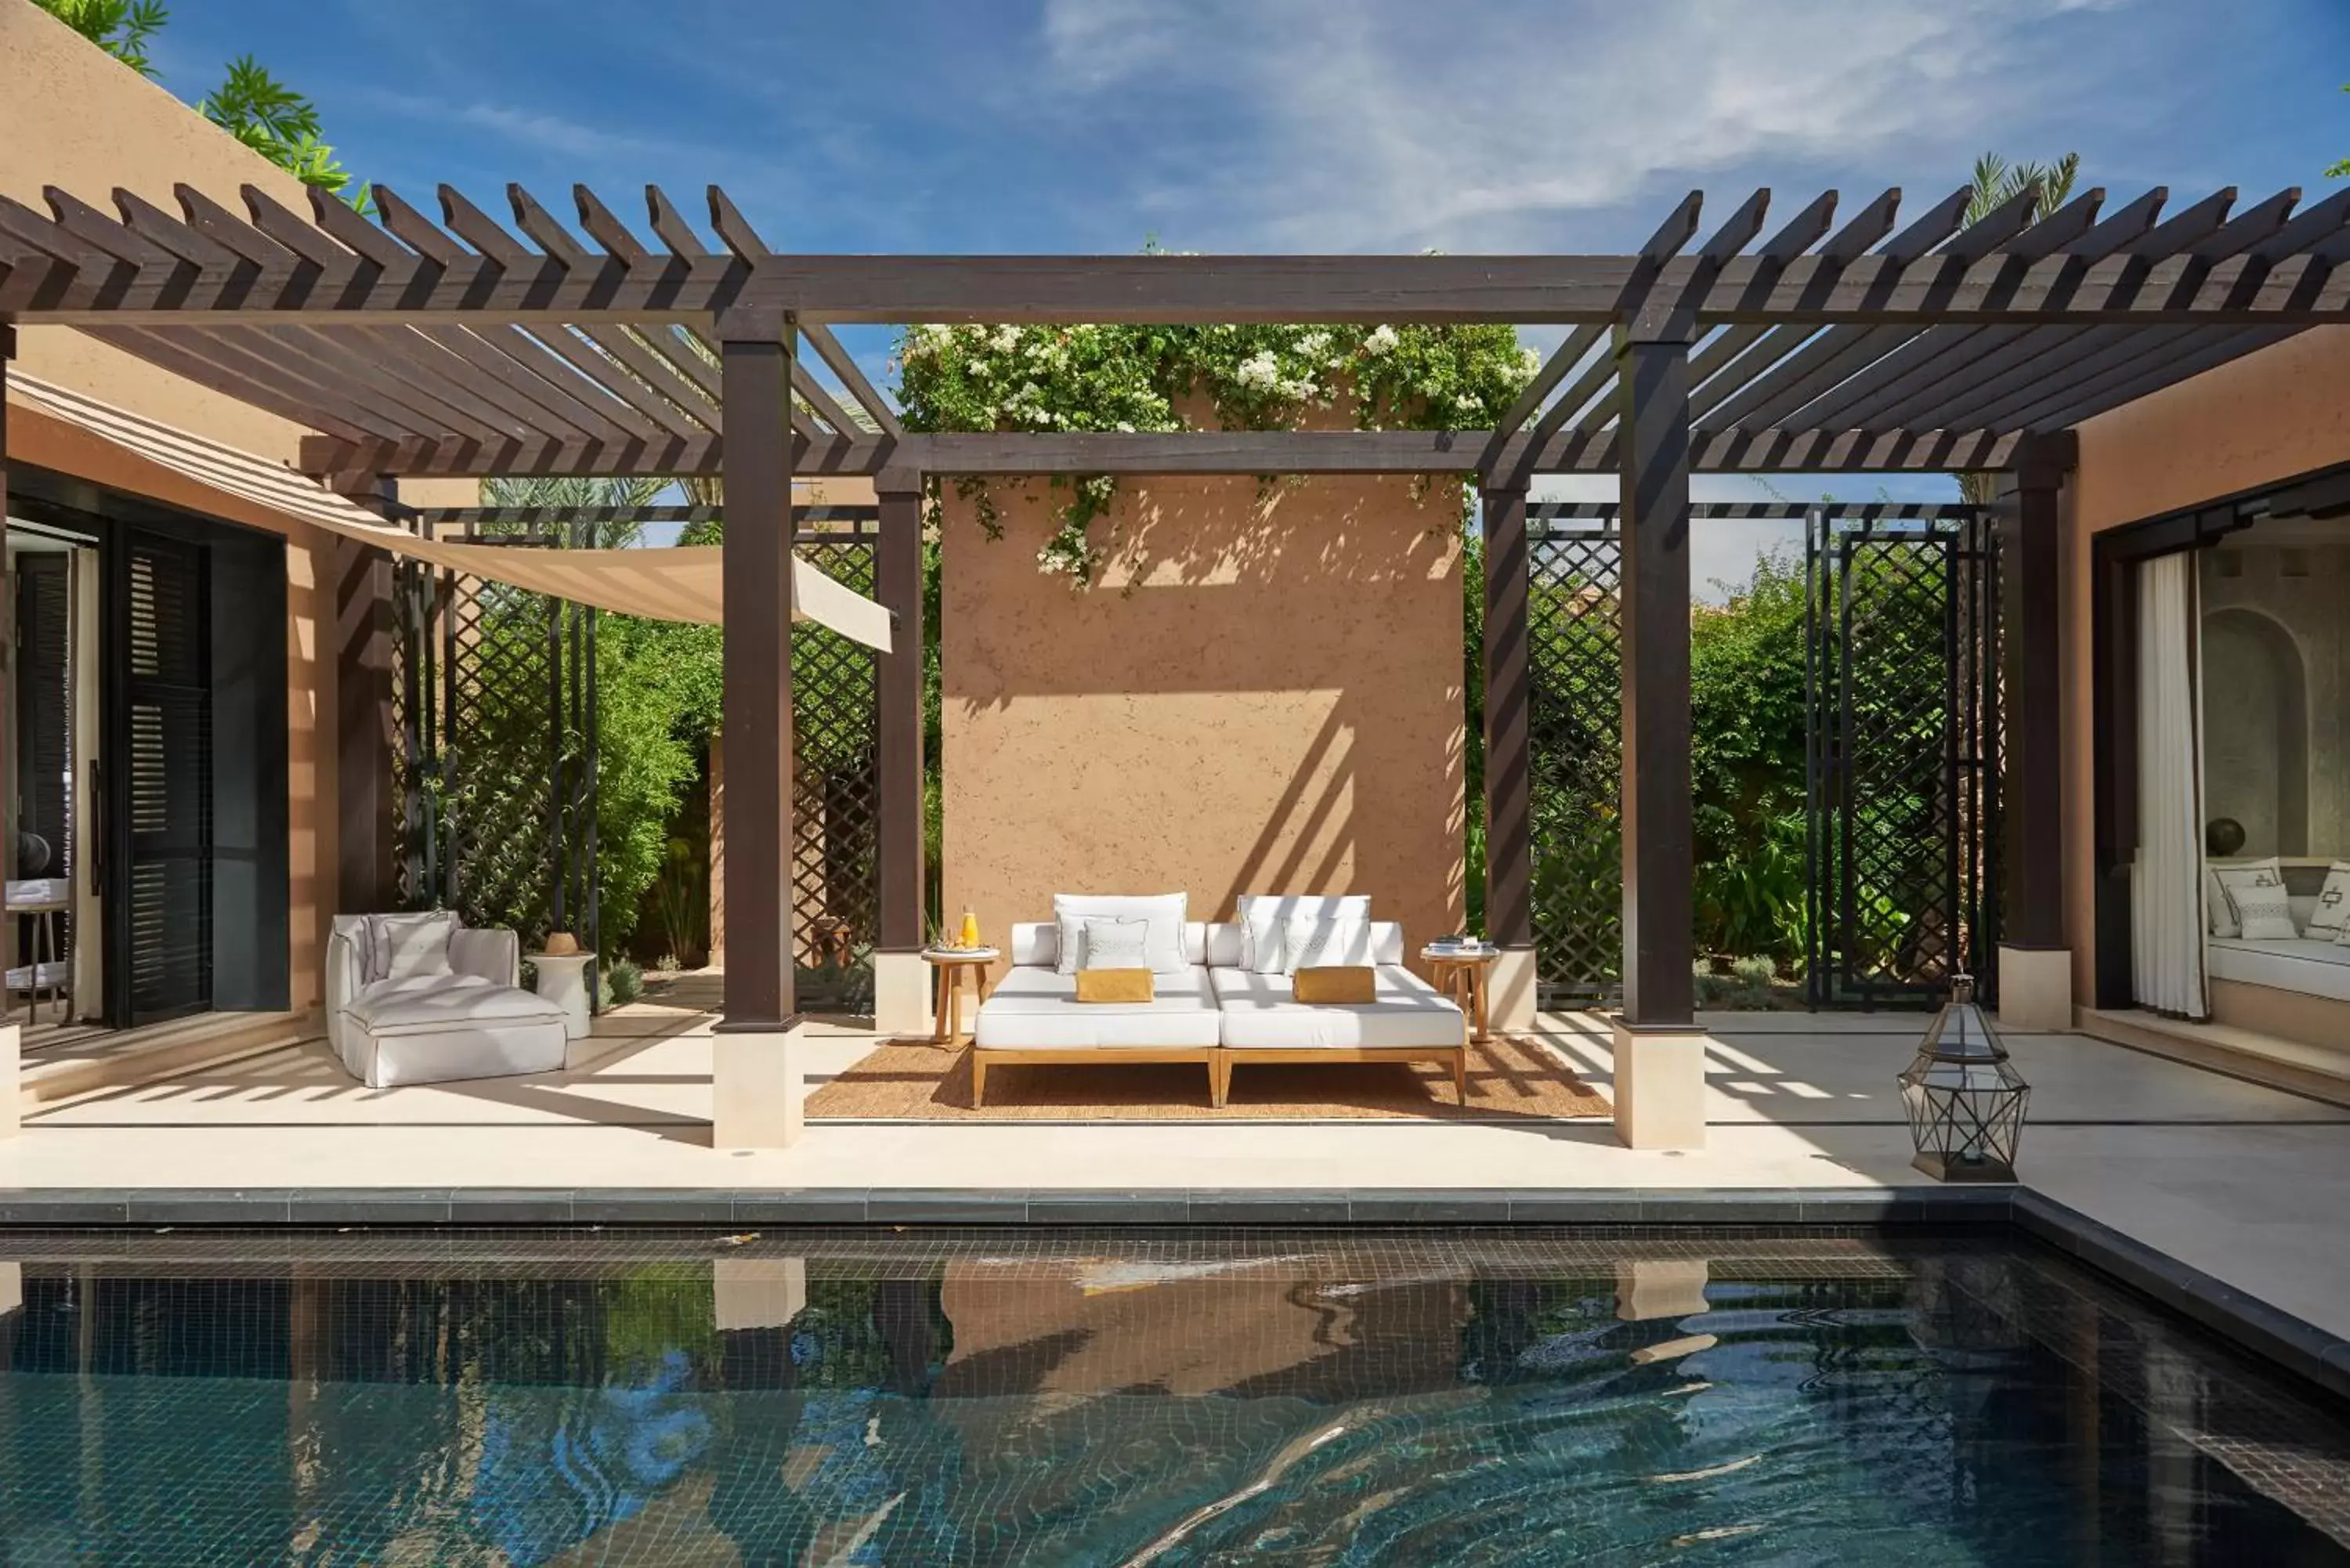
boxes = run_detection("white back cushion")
[1077,917,1152,970]
[2207,857,2280,938]
[1287,912,1373,970]
[2310,862,2350,935]
[366,910,457,983]
[1205,922,1244,967]
[1368,920,1406,965]
[1235,894,1369,973]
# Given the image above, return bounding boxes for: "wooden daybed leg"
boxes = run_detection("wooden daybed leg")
[971,1053,988,1109]
[1452,1047,1468,1106]
[1209,1051,1227,1109]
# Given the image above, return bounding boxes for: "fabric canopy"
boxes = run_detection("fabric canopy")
[5,374,891,651]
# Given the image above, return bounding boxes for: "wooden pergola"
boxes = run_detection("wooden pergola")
[5,176,2348,1053]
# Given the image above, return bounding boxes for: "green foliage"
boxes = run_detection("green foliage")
[34,0,166,74]
[34,0,365,206]
[894,312,1535,582]
[599,956,645,1008]
[1689,550,1812,963]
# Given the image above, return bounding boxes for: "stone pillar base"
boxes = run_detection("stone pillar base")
[0,1023,19,1138]
[713,1024,803,1150]
[1997,945,2074,1033]
[714,1256,808,1330]
[872,948,932,1039]
[0,1261,19,1319]
[1611,1022,1709,1151]
[1487,946,1537,1035]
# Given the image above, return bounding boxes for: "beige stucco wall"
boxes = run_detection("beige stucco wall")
[2063,327,2350,1038]
[940,475,1466,979]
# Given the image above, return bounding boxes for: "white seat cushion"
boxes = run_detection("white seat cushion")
[1211,964,1463,1050]
[2207,937,2350,1003]
[974,965,1222,1050]
[345,974,567,1036]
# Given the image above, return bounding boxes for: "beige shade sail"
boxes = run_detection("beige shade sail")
[4,374,891,651]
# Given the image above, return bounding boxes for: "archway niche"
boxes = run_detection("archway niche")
[2201,605,2309,857]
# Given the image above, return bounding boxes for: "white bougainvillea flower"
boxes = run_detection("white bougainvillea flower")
[1365,324,1400,355]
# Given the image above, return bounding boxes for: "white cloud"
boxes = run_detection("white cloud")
[1036,0,2134,250]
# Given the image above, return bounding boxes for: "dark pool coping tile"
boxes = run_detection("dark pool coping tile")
[1347,1190,1514,1223]
[570,1190,738,1224]
[2013,1189,2350,1406]
[1186,1190,1352,1224]
[0,1190,132,1224]
[1025,1191,1190,1224]
[445,1190,579,1223]
[123,1190,298,1224]
[728,1190,871,1224]
[287,1190,455,1225]
[1504,1191,1644,1223]
[1633,1189,1810,1223]
[866,1190,1031,1224]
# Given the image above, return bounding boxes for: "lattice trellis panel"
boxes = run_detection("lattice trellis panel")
[791,525,880,977]
[392,544,597,962]
[1526,522,1622,1003]
[1806,514,2000,1008]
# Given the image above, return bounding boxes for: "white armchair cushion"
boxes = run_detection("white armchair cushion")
[1052,893,1188,975]
[366,910,458,982]
[449,926,520,986]
[1205,922,1244,967]
[1236,894,1369,973]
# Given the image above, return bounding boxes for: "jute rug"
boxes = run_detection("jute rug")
[804,1034,1611,1122]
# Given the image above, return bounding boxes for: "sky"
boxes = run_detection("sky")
[141,0,2350,593]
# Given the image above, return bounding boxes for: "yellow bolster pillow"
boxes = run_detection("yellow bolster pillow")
[1076,968,1155,1003]
[1294,966,1375,1004]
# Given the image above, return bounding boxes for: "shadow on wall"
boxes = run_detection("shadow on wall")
[2202,603,2310,858]
[941,475,1468,962]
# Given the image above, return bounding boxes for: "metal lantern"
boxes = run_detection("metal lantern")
[1898,975,2028,1182]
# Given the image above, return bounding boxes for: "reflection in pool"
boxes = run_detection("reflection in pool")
[0,1230,2344,1564]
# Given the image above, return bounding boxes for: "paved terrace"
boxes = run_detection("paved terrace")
[3,978,2347,1354]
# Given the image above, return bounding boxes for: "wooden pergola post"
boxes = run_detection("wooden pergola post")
[0,327,18,1132]
[871,471,929,1035]
[1612,323,1707,1151]
[1478,482,1538,1033]
[328,475,399,916]
[1995,433,2077,1030]
[711,312,802,1148]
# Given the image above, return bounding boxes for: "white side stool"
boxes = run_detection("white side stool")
[529,952,597,1039]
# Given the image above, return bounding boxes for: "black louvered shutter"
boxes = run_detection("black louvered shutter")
[117,535,212,1023]
[14,554,72,876]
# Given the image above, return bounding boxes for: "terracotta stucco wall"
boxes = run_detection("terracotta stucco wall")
[2063,327,2350,1016]
[940,475,1466,978]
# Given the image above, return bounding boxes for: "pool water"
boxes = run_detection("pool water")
[0,1229,2345,1565]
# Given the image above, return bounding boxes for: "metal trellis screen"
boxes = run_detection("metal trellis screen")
[1804,509,2001,1008]
[1526,518,1623,1005]
[789,518,881,986]
[392,528,599,978]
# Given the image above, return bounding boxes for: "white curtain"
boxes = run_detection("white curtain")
[2132,551,2208,1018]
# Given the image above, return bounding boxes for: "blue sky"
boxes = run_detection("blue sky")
[143,0,2350,588]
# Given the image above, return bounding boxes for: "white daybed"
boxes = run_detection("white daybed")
[970,920,1224,1107]
[2206,886,2350,1003]
[969,913,1467,1109]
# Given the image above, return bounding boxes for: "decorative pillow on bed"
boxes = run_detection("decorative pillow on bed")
[1079,917,1153,971]
[2213,861,2300,941]
[1053,893,1188,975]
[1293,966,1375,1004]
[1287,913,1375,973]
[1076,968,1155,1003]
[2309,862,2350,936]
[1236,894,1370,973]
[2207,858,2282,939]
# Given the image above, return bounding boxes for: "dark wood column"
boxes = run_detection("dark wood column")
[717,316,798,1031]
[1614,328,1696,1028]
[875,474,926,954]
[329,475,398,914]
[2,328,13,897]
[1997,434,2073,951]
[1480,483,1534,952]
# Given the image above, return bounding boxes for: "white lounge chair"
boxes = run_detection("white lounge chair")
[1206,919,1468,1104]
[327,914,570,1088]
[971,920,1224,1106]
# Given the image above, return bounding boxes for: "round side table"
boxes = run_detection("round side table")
[1423,945,1500,1043]
[530,952,597,1039]
[922,948,999,1046]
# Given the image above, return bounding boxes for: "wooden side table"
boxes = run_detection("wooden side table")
[922,948,998,1046]
[1423,946,1501,1043]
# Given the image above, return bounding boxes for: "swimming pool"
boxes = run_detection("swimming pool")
[0,1228,2341,1564]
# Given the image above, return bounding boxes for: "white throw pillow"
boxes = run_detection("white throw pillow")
[365,910,457,983]
[2207,858,2281,939]
[1053,893,1188,975]
[2309,862,2350,936]
[2213,861,2299,942]
[1287,913,1374,972]
[1079,917,1152,971]
[1236,894,1370,974]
